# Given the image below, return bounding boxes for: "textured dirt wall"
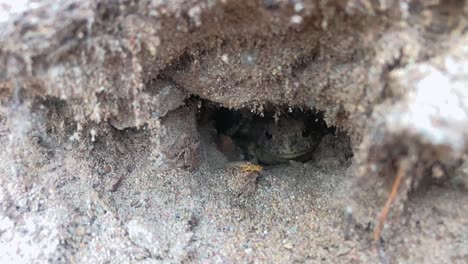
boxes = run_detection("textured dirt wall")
[1,0,468,263]
[0,1,460,133]
[1,0,467,196]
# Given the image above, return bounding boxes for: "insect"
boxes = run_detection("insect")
[225,161,263,172]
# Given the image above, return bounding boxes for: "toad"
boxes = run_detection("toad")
[229,114,326,165]
[253,116,324,165]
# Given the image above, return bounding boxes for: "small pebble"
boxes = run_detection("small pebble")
[283,240,294,250]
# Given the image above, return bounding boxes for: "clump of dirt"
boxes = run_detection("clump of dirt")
[1,0,468,263]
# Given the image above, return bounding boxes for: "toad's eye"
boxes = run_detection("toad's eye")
[302,129,311,137]
[265,130,273,140]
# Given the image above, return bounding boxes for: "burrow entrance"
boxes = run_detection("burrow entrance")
[196,100,353,166]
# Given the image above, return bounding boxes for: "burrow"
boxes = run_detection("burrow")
[194,99,353,168]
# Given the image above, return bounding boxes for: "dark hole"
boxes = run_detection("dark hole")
[354,223,363,230]
[196,99,351,165]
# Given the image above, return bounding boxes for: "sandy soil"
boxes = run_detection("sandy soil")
[1,106,468,263]
[1,0,468,263]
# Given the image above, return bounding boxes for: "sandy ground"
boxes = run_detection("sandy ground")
[1,113,467,263]
[1,0,468,263]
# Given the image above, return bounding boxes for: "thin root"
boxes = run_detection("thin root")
[374,161,407,243]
